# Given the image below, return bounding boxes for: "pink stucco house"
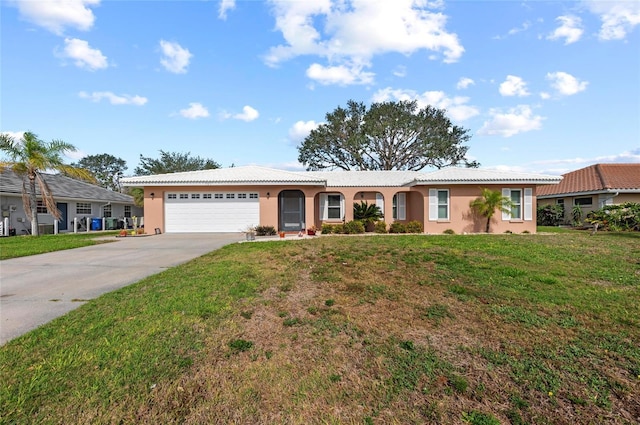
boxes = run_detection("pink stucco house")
[121,166,561,234]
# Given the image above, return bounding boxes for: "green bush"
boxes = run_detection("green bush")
[586,202,640,231]
[353,201,384,228]
[537,204,564,226]
[389,222,407,233]
[343,220,365,234]
[374,221,388,233]
[255,225,277,236]
[321,223,334,234]
[405,220,423,233]
[443,229,455,234]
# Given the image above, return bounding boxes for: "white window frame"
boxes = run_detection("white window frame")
[392,193,406,220]
[76,202,92,214]
[320,193,345,221]
[429,189,449,221]
[124,205,132,218]
[103,204,112,218]
[502,188,532,221]
[37,200,48,214]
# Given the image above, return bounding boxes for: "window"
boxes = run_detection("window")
[502,188,533,221]
[214,193,223,199]
[37,201,48,214]
[124,205,131,218]
[226,193,235,199]
[168,194,177,199]
[249,193,258,199]
[76,202,91,214]
[320,193,344,220]
[510,189,522,219]
[574,197,592,206]
[203,193,212,199]
[191,194,200,199]
[179,194,188,199]
[556,199,565,214]
[238,193,247,199]
[103,204,112,218]
[392,193,406,220]
[429,189,449,220]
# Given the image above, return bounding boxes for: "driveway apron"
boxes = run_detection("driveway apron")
[0,233,244,345]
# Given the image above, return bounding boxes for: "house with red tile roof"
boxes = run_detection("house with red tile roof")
[537,163,640,223]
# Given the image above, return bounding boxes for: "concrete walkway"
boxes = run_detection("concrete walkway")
[0,233,244,345]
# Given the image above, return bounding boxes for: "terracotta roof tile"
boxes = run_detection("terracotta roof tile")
[537,163,640,196]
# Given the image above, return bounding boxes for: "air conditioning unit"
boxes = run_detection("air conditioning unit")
[9,205,17,212]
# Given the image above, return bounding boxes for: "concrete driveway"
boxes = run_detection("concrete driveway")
[0,233,244,345]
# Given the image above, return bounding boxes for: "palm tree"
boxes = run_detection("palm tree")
[0,132,93,236]
[353,201,384,231]
[469,188,515,233]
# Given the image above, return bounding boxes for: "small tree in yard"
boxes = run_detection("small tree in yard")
[470,188,515,233]
[353,201,383,230]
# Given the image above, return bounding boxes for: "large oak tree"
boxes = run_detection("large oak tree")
[298,100,478,171]
[71,153,127,192]
[134,150,220,176]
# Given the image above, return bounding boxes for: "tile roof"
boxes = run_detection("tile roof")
[122,165,562,187]
[306,170,423,187]
[413,167,562,184]
[0,169,136,203]
[122,165,326,186]
[537,163,640,197]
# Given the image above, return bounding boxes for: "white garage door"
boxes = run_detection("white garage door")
[165,192,259,233]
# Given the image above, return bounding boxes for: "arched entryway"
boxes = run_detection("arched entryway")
[278,190,305,231]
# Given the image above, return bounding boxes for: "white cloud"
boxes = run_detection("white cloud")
[585,0,640,41]
[499,75,530,97]
[0,131,25,141]
[13,0,99,35]
[532,148,640,174]
[546,71,588,96]
[508,21,531,35]
[159,40,192,74]
[233,105,260,122]
[372,87,480,122]
[306,63,374,85]
[539,92,551,100]
[264,0,463,85]
[393,65,407,78]
[478,105,544,137]
[178,103,210,119]
[219,0,236,19]
[547,15,583,44]
[78,91,147,105]
[288,120,319,143]
[56,38,107,70]
[456,77,474,90]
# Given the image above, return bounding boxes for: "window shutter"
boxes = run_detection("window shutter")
[524,188,533,221]
[376,193,384,216]
[320,194,327,220]
[340,195,345,220]
[428,189,438,221]
[397,193,406,220]
[502,188,511,221]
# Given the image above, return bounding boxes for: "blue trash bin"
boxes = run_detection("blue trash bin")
[91,218,102,231]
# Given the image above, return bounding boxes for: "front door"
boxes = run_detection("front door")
[279,190,305,232]
[56,202,68,231]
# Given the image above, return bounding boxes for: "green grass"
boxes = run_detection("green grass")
[1,231,639,424]
[0,232,119,259]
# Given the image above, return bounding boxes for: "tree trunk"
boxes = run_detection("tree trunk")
[485,218,491,233]
[29,175,39,236]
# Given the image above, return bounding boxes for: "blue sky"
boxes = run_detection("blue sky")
[2,0,639,176]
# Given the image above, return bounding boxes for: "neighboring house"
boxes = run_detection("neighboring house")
[121,165,561,234]
[0,169,143,235]
[537,163,640,223]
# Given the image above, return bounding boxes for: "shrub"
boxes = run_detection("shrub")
[405,220,423,233]
[443,229,455,235]
[353,201,384,228]
[332,223,345,234]
[255,225,276,236]
[343,220,365,234]
[389,222,407,233]
[321,223,335,234]
[586,202,640,231]
[537,204,564,226]
[374,221,388,233]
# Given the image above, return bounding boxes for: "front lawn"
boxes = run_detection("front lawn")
[1,232,638,424]
[0,232,118,260]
